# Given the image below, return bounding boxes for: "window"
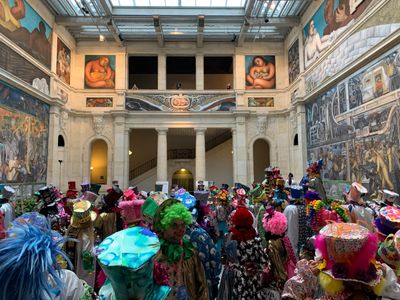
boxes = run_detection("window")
[166,56,196,90]
[129,56,158,89]
[204,56,233,90]
[293,134,299,146]
[58,135,65,147]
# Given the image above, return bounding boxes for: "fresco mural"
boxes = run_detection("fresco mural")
[0,79,49,184]
[0,0,52,68]
[288,40,300,84]
[306,44,400,197]
[248,97,274,107]
[56,38,71,85]
[84,55,115,89]
[86,97,113,107]
[126,94,235,112]
[303,0,372,69]
[0,41,50,95]
[245,55,276,89]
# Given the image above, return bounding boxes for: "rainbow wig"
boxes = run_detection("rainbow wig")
[158,202,192,231]
[0,222,71,300]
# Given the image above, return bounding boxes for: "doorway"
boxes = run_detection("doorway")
[253,139,270,183]
[172,168,194,192]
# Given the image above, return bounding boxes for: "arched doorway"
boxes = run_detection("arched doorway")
[172,168,194,192]
[253,139,270,183]
[90,139,108,184]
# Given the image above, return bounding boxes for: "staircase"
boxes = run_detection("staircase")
[129,130,231,181]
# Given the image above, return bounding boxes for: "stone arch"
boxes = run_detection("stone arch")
[248,135,274,184]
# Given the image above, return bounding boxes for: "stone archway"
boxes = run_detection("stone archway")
[90,139,108,184]
[172,168,194,192]
[252,138,270,183]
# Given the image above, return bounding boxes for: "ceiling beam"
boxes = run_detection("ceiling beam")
[112,7,245,17]
[247,16,300,27]
[153,16,164,47]
[197,15,204,48]
[237,0,256,47]
[56,16,110,26]
[107,18,124,46]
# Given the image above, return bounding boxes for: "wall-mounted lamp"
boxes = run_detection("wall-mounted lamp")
[90,166,94,170]
[129,150,132,156]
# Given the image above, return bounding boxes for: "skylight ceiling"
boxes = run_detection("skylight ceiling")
[110,0,246,7]
[44,0,313,44]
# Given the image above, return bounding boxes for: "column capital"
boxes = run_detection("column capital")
[231,127,237,134]
[194,127,207,134]
[156,128,168,134]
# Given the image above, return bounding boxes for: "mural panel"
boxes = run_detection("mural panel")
[303,0,372,69]
[0,41,50,95]
[245,55,276,89]
[288,40,300,84]
[84,55,115,89]
[56,38,71,85]
[248,97,274,107]
[0,0,52,68]
[0,79,49,184]
[306,44,400,197]
[86,97,113,107]
[125,94,235,112]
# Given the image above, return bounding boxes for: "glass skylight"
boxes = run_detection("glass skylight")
[111,0,246,7]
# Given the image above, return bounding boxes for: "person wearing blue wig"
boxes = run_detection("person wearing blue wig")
[0,214,95,300]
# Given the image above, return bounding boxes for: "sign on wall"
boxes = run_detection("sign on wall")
[84,55,116,89]
[303,0,372,69]
[56,38,71,85]
[245,55,276,89]
[0,0,52,68]
[0,79,49,184]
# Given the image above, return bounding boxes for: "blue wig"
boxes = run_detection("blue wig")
[0,222,71,300]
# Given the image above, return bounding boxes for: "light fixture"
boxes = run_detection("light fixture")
[129,150,132,156]
[99,34,105,42]
[170,28,184,35]
[90,166,94,170]
[180,168,186,172]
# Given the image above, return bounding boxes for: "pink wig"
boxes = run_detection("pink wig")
[263,211,288,236]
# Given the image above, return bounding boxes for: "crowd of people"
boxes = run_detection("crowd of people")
[1,161,400,299]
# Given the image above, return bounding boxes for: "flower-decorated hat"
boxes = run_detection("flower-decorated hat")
[118,199,145,226]
[377,230,400,276]
[70,200,97,227]
[263,207,288,236]
[306,200,348,233]
[149,191,168,204]
[97,226,170,300]
[375,206,400,240]
[38,186,59,207]
[315,223,383,296]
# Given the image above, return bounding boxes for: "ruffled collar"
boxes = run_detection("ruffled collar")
[160,237,194,263]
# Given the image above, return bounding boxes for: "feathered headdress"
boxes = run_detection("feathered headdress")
[0,222,71,300]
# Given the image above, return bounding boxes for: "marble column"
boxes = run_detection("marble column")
[47,105,61,188]
[235,115,248,185]
[158,54,166,90]
[195,128,206,182]
[113,115,127,188]
[296,104,308,179]
[196,55,204,90]
[156,128,168,181]
[123,128,130,189]
[231,128,237,183]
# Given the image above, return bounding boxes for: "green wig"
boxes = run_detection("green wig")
[158,202,192,231]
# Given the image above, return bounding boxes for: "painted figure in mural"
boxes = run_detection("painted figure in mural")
[0,0,25,32]
[246,56,275,89]
[57,47,70,84]
[304,20,331,68]
[85,56,115,88]
[365,148,394,191]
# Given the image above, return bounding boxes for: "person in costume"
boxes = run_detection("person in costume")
[306,160,327,202]
[0,185,15,234]
[282,222,400,299]
[153,199,209,300]
[283,185,314,259]
[0,216,95,300]
[215,188,231,252]
[377,229,400,280]
[37,185,63,233]
[118,189,145,228]
[97,226,171,300]
[218,206,271,299]
[262,167,274,196]
[248,183,268,245]
[270,178,289,212]
[65,200,98,288]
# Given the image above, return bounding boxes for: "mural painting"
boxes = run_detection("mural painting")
[56,38,71,84]
[126,94,235,112]
[245,56,276,89]
[306,44,400,197]
[84,55,115,89]
[248,97,274,107]
[0,79,49,184]
[0,0,52,68]
[303,0,372,69]
[86,97,113,107]
[0,41,50,95]
[288,39,300,84]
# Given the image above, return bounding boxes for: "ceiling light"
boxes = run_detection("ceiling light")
[129,150,132,156]
[180,168,186,172]
[99,34,105,42]
[170,28,184,35]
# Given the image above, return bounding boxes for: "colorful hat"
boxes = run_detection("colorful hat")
[248,183,266,203]
[234,182,250,193]
[375,206,400,239]
[103,185,123,206]
[80,181,90,193]
[383,189,399,203]
[272,189,288,208]
[0,186,15,200]
[142,197,159,226]
[67,181,78,191]
[263,208,288,236]
[175,191,196,210]
[118,199,145,225]
[112,180,119,187]
[194,190,209,205]
[289,185,303,201]
[38,186,59,206]
[346,182,368,204]
[71,200,97,227]
[80,191,98,203]
[90,183,101,195]
[377,231,400,276]
[149,191,168,204]
[315,223,383,293]
[139,191,148,199]
[230,206,256,241]
[97,226,170,300]
[221,184,229,191]
[304,190,320,201]
[123,189,137,201]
